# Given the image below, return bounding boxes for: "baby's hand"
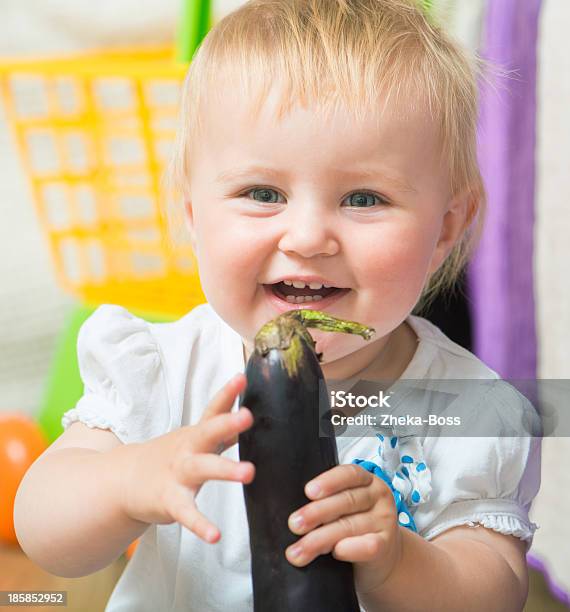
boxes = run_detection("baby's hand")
[286,464,403,594]
[119,373,254,543]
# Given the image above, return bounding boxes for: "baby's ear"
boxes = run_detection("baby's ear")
[184,201,198,252]
[428,190,470,275]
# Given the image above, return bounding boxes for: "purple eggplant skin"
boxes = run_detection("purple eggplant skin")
[238,322,361,611]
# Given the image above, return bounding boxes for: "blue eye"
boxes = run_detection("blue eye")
[239,188,388,208]
[244,188,283,204]
[343,192,387,208]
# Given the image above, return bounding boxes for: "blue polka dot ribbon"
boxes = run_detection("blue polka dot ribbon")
[352,459,417,532]
[375,433,432,507]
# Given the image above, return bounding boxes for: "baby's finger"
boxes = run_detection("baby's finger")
[304,464,374,500]
[169,496,221,544]
[193,408,253,453]
[332,533,385,563]
[179,453,255,487]
[288,485,374,535]
[201,373,247,421]
[285,511,376,567]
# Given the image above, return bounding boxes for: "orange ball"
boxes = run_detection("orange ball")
[126,538,140,559]
[0,414,48,546]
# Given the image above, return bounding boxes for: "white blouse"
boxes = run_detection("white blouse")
[62,303,541,612]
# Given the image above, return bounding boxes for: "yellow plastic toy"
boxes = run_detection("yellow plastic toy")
[0,1,212,442]
[0,0,214,316]
[0,43,205,317]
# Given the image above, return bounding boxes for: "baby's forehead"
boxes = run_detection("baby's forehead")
[199,79,437,140]
[188,85,446,193]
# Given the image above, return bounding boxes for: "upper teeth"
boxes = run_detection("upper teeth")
[283,280,333,290]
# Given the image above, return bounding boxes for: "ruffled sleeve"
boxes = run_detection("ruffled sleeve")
[416,383,542,552]
[61,304,171,445]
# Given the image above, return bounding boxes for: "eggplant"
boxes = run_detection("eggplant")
[239,309,375,612]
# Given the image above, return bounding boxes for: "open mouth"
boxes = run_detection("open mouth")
[266,281,349,305]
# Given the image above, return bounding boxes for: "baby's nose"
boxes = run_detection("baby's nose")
[277,206,340,258]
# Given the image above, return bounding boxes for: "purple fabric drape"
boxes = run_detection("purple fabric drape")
[469,4,570,605]
[468,0,542,380]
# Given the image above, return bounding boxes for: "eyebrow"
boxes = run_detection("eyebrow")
[215,165,417,193]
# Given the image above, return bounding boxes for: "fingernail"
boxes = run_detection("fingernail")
[290,514,304,530]
[206,528,218,543]
[239,463,253,478]
[237,409,251,424]
[306,482,321,498]
[288,545,302,559]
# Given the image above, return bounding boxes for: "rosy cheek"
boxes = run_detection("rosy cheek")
[356,228,433,282]
[389,239,433,277]
[350,228,436,321]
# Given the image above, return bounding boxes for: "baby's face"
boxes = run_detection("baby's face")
[185,86,460,371]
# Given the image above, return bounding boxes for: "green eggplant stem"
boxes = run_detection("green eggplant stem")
[253,310,376,376]
[292,309,375,340]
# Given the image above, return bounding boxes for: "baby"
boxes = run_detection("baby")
[14,0,541,610]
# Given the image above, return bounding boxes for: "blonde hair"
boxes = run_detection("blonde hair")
[167,0,485,307]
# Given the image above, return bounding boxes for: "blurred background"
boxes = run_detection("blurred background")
[0,0,568,610]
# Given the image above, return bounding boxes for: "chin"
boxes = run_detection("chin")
[312,333,355,363]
